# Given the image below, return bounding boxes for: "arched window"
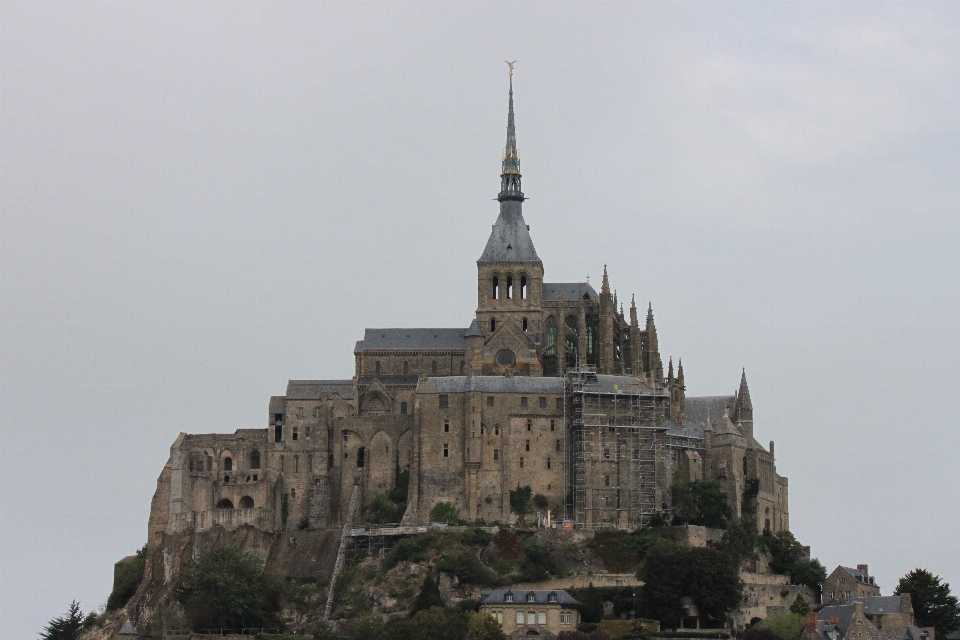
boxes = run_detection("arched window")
[403,360,409,374]
[375,360,381,376]
[490,318,497,332]
[224,457,233,471]
[492,276,499,299]
[522,317,528,331]
[520,276,527,299]
[431,360,438,375]
[250,451,261,470]
[216,498,234,509]
[401,401,408,414]
[239,495,254,509]
[506,275,513,299]
[545,319,557,355]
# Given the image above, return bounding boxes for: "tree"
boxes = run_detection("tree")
[790,558,827,592]
[638,540,691,629]
[40,601,84,640]
[790,594,810,616]
[509,485,533,526]
[410,575,445,617]
[466,611,508,640]
[430,501,460,524]
[688,546,743,624]
[753,612,805,640]
[408,607,470,640]
[175,544,283,629]
[895,569,960,638]
[690,481,733,529]
[721,516,759,570]
[578,582,606,624]
[532,493,549,511]
[107,545,148,612]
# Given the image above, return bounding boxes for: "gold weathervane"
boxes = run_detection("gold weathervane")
[505,60,516,76]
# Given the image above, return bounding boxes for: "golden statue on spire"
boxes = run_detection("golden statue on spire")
[505,60,516,76]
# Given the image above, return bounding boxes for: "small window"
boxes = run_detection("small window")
[432,360,438,375]
[280,455,285,471]
[521,396,528,408]
[548,592,557,603]
[522,317,528,331]
[519,457,524,469]
[460,360,465,374]
[605,475,610,486]
[556,397,563,410]
[308,455,313,472]
[494,425,500,436]
[250,452,260,469]
[480,424,485,435]
[439,395,449,408]
[527,593,536,603]
[314,406,322,418]
[506,275,513,299]
[527,419,532,431]
[487,396,494,407]
[343,432,348,442]
[539,397,547,408]
[401,401,408,415]
[492,276,499,299]
[305,426,311,439]
[604,447,610,459]
[294,455,299,472]
[493,448,500,460]
[505,592,513,603]
[292,426,298,441]
[375,360,381,376]
[550,419,555,431]
[443,444,449,458]
[297,407,305,418]
[525,440,530,451]
[556,439,561,452]
[224,457,233,471]
[444,420,450,433]
[520,275,527,298]
[515,611,523,624]
[403,360,409,374]
[275,424,283,443]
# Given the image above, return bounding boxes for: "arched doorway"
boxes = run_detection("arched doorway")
[215,498,234,509]
[239,496,254,509]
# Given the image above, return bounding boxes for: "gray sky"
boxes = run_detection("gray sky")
[2,1,959,637]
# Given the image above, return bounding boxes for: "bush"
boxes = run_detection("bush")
[509,485,533,525]
[106,545,147,611]
[430,502,460,524]
[175,544,283,629]
[753,612,805,640]
[436,548,497,586]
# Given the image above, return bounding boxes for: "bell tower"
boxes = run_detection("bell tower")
[476,64,544,342]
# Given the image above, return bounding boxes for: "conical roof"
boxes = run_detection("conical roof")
[478,200,540,263]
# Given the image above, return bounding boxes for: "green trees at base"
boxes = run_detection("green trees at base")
[751,612,806,640]
[40,601,84,640]
[380,607,507,640]
[895,569,960,638]
[430,501,460,524]
[410,575,445,617]
[175,544,283,629]
[638,541,742,629]
[759,530,826,592]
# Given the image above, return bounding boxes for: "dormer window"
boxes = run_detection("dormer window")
[526,592,535,603]
[548,592,558,603]
[505,592,513,603]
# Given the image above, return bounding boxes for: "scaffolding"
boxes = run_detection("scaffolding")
[566,366,670,529]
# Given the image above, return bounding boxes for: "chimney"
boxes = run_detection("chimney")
[806,612,819,634]
[857,564,869,576]
[770,440,775,456]
[901,593,914,621]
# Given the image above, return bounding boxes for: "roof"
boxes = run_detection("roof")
[418,376,566,394]
[478,200,541,263]
[848,596,900,615]
[685,395,737,427]
[357,375,420,387]
[542,282,599,302]
[354,328,468,353]
[118,619,138,636]
[480,589,580,605]
[286,380,354,400]
[841,566,878,586]
[577,374,658,396]
[464,318,484,337]
[664,419,704,439]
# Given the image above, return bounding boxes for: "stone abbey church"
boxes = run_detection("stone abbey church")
[148,74,789,546]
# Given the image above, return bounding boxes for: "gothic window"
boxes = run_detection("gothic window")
[224,457,233,471]
[506,275,513,299]
[490,318,497,332]
[250,451,261,469]
[431,360,438,375]
[492,276,499,299]
[520,276,527,299]
[403,360,409,374]
[375,360,381,376]
[545,317,557,355]
[566,315,578,333]
[401,401,408,414]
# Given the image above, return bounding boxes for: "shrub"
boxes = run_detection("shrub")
[754,612,805,640]
[106,546,147,611]
[509,485,533,525]
[39,601,84,640]
[410,576,444,617]
[436,548,497,586]
[430,501,460,524]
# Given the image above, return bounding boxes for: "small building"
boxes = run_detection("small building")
[480,589,580,637]
[805,595,932,640]
[824,565,880,605]
[116,619,138,639]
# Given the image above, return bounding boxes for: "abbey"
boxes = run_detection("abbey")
[148,74,789,545]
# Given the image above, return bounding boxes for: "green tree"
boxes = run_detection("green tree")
[721,516,759,570]
[895,569,960,638]
[638,540,691,629]
[754,612,805,640]
[175,544,283,629]
[688,546,743,624]
[790,594,810,616]
[430,501,460,524]
[690,481,733,528]
[408,607,470,640]
[532,493,549,511]
[509,485,533,526]
[790,558,827,592]
[578,582,607,624]
[39,601,84,640]
[410,575,445,617]
[106,545,147,611]
[466,611,508,640]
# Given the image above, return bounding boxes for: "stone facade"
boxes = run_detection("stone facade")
[480,589,580,637]
[824,565,881,605]
[146,75,789,546]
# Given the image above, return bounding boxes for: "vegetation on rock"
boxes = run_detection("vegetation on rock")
[106,545,147,612]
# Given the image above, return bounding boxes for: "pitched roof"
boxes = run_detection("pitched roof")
[848,596,899,615]
[418,376,565,394]
[478,200,541,263]
[685,395,737,427]
[354,328,468,352]
[118,619,138,636]
[480,589,580,605]
[542,282,599,302]
[841,566,878,586]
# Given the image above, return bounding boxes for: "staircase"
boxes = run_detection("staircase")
[322,473,362,621]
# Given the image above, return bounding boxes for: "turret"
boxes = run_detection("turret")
[733,368,754,440]
[599,265,614,373]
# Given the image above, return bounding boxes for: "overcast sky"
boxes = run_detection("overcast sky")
[2,1,959,637]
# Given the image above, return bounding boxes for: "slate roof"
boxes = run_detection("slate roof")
[464,318,484,337]
[478,200,541,263]
[480,589,580,605]
[286,380,354,400]
[685,395,737,427]
[354,328,469,353]
[118,619,138,636]
[664,419,705,439]
[842,566,878,586]
[542,282,599,302]
[357,375,420,387]
[848,596,899,615]
[418,376,566,394]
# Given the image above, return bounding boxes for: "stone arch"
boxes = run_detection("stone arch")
[368,430,395,499]
[491,273,500,299]
[239,495,254,509]
[216,498,234,509]
[396,429,413,472]
[249,450,261,470]
[220,450,235,472]
[361,390,390,413]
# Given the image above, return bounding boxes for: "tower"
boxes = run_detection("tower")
[476,65,544,341]
[733,369,753,439]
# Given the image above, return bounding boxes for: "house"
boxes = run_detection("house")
[824,565,880,605]
[805,595,933,640]
[480,589,580,637]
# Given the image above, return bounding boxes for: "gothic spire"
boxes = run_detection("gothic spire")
[601,265,610,297]
[736,369,752,412]
[677,358,684,382]
[668,357,674,382]
[645,302,656,332]
[630,295,639,327]
[498,63,524,202]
